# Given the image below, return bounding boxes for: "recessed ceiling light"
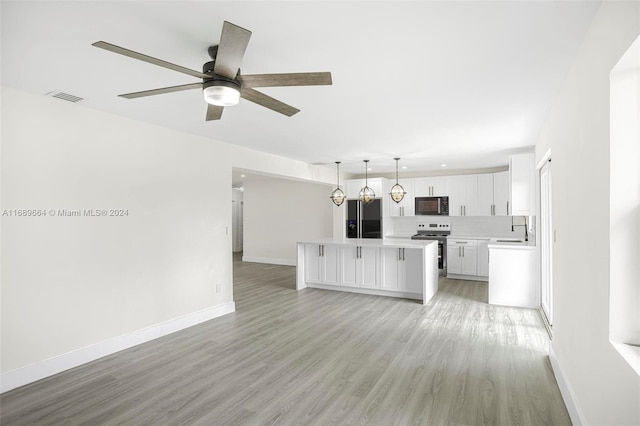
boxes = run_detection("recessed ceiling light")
[441,164,447,167]
[240,174,246,178]
[402,166,408,169]
[367,168,372,171]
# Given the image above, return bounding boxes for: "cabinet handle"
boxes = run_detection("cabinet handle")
[321,245,324,257]
[398,248,402,261]
[319,245,322,257]
[402,248,405,261]
[462,246,465,257]
[507,201,510,215]
[464,206,466,216]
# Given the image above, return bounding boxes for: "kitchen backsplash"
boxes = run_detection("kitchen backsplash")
[389,215,533,239]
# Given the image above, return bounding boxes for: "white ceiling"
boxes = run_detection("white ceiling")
[1,1,600,175]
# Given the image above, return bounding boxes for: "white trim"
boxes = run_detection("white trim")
[306,283,422,301]
[446,273,489,282]
[242,256,296,266]
[536,148,552,170]
[1,301,235,394]
[548,344,584,426]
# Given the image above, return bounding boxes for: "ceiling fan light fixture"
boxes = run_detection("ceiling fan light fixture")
[203,80,240,106]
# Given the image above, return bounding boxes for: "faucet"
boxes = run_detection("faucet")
[511,216,529,241]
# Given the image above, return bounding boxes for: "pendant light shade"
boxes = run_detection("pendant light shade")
[330,162,345,206]
[389,157,406,203]
[359,160,375,205]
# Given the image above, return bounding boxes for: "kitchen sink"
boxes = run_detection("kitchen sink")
[496,239,524,243]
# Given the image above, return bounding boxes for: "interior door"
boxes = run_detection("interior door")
[540,159,553,325]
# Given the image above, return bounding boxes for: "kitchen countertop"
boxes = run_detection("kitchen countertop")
[448,235,536,249]
[299,238,436,249]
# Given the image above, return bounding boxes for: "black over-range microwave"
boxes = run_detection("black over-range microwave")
[415,196,449,216]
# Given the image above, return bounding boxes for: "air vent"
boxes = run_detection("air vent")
[45,91,84,103]
[310,162,328,166]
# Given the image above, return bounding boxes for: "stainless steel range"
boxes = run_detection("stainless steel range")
[411,223,451,275]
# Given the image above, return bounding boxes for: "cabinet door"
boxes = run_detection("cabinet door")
[493,171,510,216]
[462,175,479,216]
[447,176,465,216]
[510,154,535,216]
[345,179,364,199]
[304,244,322,284]
[461,245,478,276]
[402,248,423,294]
[447,245,462,274]
[477,174,494,216]
[359,246,379,288]
[322,245,341,286]
[414,177,448,197]
[381,248,401,291]
[341,246,358,287]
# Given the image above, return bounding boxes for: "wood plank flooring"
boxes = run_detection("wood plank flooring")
[0,253,571,425]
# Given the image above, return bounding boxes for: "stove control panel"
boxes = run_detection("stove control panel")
[418,223,450,231]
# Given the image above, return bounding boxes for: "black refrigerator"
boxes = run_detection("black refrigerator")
[346,199,382,239]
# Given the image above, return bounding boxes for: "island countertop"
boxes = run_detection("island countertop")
[298,238,436,249]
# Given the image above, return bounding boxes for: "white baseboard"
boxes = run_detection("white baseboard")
[0,301,235,394]
[548,343,584,425]
[242,256,296,266]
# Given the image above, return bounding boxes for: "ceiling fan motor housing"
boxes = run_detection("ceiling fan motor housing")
[202,60,240,86]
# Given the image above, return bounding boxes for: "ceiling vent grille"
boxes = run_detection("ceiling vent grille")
[45,91,84,103]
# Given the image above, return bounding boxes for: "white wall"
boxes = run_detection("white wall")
[242,177,333,265]
[0,86,335,389]
[533,2,640,424]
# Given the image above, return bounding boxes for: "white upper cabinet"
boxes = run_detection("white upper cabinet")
[388,178,415,217]
[414,176,448,197]
[493,171,510,216]
[345,178,385,199]
[509,154,535,216]
[477,171,510,216]
[447,175,478,216]
[477,174,494,216]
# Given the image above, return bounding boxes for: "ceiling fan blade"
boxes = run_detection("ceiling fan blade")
[206,104,224,121]
[238,72,333,88]
[119,83,203,99]
[92,41,211,79]
[213,22,252,79]
[240,88,300,117]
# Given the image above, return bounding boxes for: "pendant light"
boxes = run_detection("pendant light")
[330,162,345,206]
[359,160,375,205]
[389,157,406,203]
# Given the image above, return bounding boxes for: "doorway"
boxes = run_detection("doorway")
[540,157,553,327]
[232,188,244,253]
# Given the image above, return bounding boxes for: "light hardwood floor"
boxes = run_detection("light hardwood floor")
[1,253,571,425]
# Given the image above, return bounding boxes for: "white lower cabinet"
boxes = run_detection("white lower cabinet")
[489,246,536,308]
[477,240,489,277]
[447,239,478,276]
[341,245,379,288]
[381,247,423,294]
[304,244,340,286]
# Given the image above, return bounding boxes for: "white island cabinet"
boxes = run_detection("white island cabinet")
[297,239,439,305]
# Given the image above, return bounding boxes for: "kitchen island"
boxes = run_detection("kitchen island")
[296,238,439,305]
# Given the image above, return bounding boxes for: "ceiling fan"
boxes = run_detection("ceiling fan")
[92,21,332,121]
